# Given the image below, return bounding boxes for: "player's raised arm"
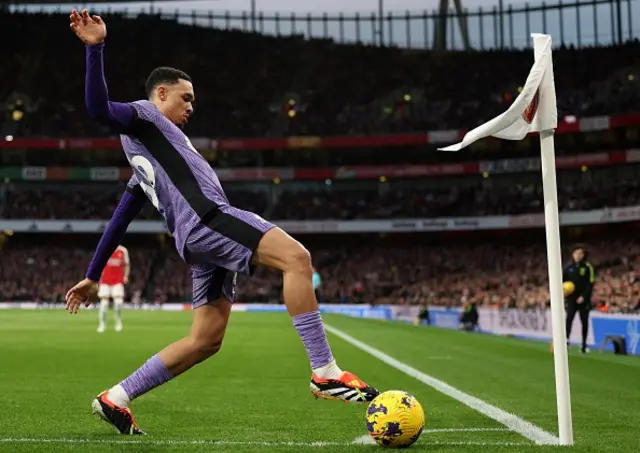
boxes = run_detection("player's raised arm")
[69,9,135,133]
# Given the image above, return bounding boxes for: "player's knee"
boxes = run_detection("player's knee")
[282,243,313,276]
[114,298,124,306]
[255,228,312,275]
[189,328,225,360]
[192,337,223,360]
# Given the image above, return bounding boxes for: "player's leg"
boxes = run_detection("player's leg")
[97,284,110,333]
[185,209,378,402]
[152,268,234,376]
[565,301,577,344]
[252,227,379,402]
[578,303,591,353]
[105,298,231,404]
[92,267,233,434]
[112,284,125,332]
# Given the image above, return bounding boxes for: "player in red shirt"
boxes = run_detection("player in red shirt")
[97,245,130,333]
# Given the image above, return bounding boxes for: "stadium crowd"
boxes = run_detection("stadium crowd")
[1,11,640,316]
[1,12,638,139]
[4,172,640,220]
[148,232,640,314]
[0,242,151,303]
[269,176,640,219]
[2,185,267,220]
[2,232,640,314]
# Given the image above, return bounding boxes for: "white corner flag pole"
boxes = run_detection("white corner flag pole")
[438,33,573,446]
[536,42,575,447]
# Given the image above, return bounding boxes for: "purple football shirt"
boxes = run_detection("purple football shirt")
[121,100,230,257]
[83,43,275,298]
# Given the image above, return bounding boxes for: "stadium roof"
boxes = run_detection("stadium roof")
[2,0,107,3]
[1,0,211,4]
[1,0,138,3]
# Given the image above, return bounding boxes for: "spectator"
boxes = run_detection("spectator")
[0,12,637,138]
[5,168,640,220]
[5,231,640,313]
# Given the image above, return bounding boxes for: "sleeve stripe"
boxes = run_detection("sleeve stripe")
[587,263,595,283]
[125,184,144,196]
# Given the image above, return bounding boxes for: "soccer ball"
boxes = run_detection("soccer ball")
[365,390,425,448]
[563,281,575,296]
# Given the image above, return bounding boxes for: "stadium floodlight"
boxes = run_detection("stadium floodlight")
[438,33,573,446]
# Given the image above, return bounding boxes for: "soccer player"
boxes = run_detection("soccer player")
[65,9,379,435]
[563,245,595,353]
[97,245,130,333]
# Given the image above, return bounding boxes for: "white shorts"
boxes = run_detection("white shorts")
[98,283,125,300]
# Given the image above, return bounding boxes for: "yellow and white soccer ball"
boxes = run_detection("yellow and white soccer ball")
[365,390,425,448]
[563,281,575,296]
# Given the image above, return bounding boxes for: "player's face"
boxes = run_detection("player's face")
[572,249,584,262]
[156,79,195,126]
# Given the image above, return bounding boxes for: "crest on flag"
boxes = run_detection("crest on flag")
[522,89,540,124]
[439,34,557,152]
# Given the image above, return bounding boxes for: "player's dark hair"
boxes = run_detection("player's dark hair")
[145,67,192,98]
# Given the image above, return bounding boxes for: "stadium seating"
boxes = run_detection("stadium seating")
[4,169,640,220]
[2,185,268,220]
[2,232,639,312]
[0,242,151,302]
[0,12,638,138]
[1,11,640,315]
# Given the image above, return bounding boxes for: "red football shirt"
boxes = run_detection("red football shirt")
[100,246,129,285]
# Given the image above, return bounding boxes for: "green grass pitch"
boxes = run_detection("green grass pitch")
[0,309,638,452]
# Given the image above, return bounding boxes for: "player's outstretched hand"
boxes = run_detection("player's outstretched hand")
[65,278,99,314]
[69,8,106,45]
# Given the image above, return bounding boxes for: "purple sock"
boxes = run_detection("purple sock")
[292,311,334,369]
[120,354,173,400]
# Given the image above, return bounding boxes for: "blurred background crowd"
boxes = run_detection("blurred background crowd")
[3,230,640,314]
[1,8,640,314]
[4,166,640,220]
[1,12,638,139]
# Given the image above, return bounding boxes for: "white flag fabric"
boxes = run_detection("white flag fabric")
[439,34,558,152]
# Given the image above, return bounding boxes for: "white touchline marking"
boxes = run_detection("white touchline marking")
[351,428,512,445]
[0,439,339,447]
[0,438,531,448]
[325,324,560,446]
[350,435,530,447]
[424,428,510,432]
[351,435,376,445]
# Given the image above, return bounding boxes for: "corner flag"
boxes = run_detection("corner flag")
[438,33,573,446]
[439,34,557,151]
